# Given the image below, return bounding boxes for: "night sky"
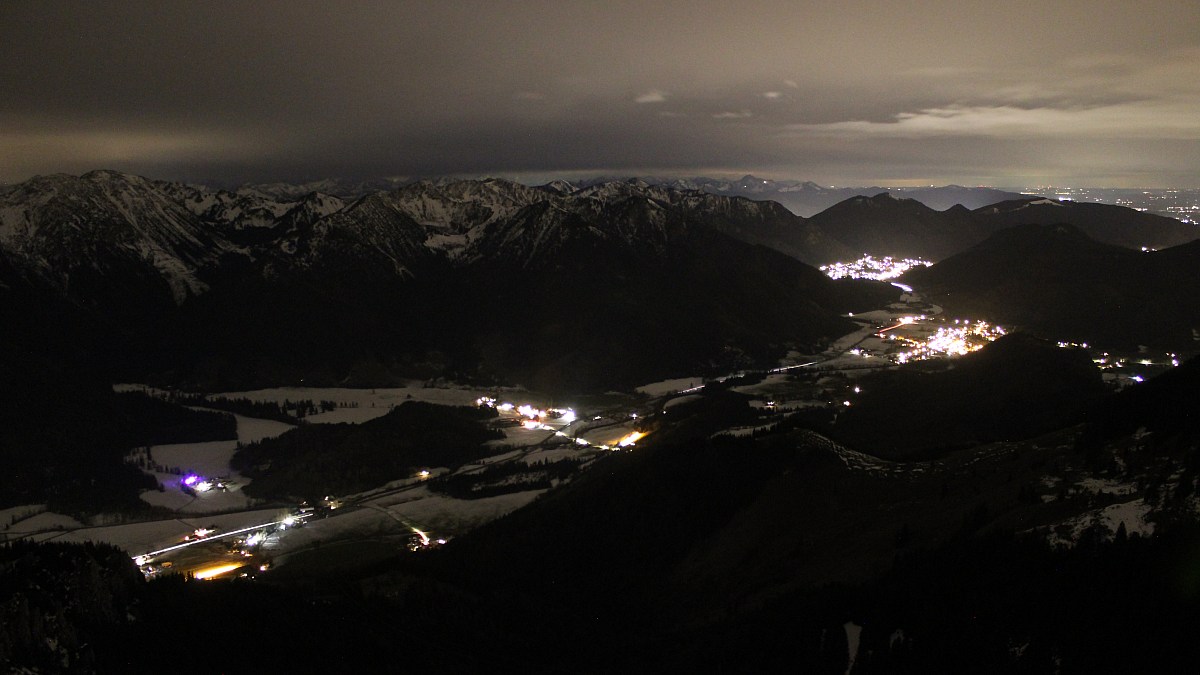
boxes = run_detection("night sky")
[3,1,1198,187]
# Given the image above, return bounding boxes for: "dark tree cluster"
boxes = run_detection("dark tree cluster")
[0,352,235,513]
[231,401,503,502]
[0,541,143,674]
[168,392,339,424]
[429,456,583,500]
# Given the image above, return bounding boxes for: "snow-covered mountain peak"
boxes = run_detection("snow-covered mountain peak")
[0,171,241,304]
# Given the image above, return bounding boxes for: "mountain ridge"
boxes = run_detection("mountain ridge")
[0,170,897,390]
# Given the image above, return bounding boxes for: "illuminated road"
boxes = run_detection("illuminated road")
[107,366,668,579]
[133,518,288,560]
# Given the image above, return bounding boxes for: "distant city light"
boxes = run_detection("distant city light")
[820,254,932,281]
[889,320,1005,364]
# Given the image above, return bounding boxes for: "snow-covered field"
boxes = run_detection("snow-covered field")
[8,386,577,564]
[487,424,559,448]
[231,414,294,443]
[575,421,640,447]
[212,384,500,410]
[847,309,899,323]
[0,508,84,540]
[139,476,256,513]
[713,423,779,439]
[663,394,703,409]
[522,446,596,465]
[262,488,548,559]
[137,413,293,513]
[0,504,47,526]
[460,449,526,470]
[1075,477,1138,496]
[636,377,702,396]
[828,323,882,352]
[37,508,286,555]
[369,488,545,535]
[303,407,392,424]
[152,441,240,480]
[1047,498,1154,547]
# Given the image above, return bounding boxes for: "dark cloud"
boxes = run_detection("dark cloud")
[2,1,1198,186]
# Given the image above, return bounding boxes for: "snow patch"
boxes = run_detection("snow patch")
[636,377,702,396]
[1075,477,1137,497]
[1047,498,1154,547]
[844,621,862,675]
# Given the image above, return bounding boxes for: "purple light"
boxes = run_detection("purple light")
[183,475,200,486]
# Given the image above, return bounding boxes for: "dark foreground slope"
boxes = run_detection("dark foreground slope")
[8,360,1200,673]
[825,333,1105,459]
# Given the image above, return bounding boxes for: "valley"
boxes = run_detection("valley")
[2,172,1198,673]
[8,273,1189,580]
[8,5,1200,670]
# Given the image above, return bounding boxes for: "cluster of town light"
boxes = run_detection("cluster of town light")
[477,397,578,427]
[820,254,932,281]
[888,319,1006,364]
[1064,344,1182,371]
[476,396,645,450]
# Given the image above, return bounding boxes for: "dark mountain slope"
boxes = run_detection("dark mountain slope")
[610,175,1025,217]
[418,383,1155,671]
[785,192,1195,264]
[899,184,1024,211]
[827,333,1105,459]
[0,170,240,312]
[807,192,987,261]
[1080,354,1200,445]
[463,195,894,391]
[0,172,896,390]
[976,197,1198,251]
[904,224,1200,349]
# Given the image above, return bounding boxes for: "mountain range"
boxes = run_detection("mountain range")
[591,174,1028,217]
[5,169,1200,673]
[2,170,1196,389]
[0,171,891,390]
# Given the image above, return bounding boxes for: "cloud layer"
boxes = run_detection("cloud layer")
[2,1,1198,186]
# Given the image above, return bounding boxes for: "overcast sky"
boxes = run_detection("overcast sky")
[3,1,1198,187]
